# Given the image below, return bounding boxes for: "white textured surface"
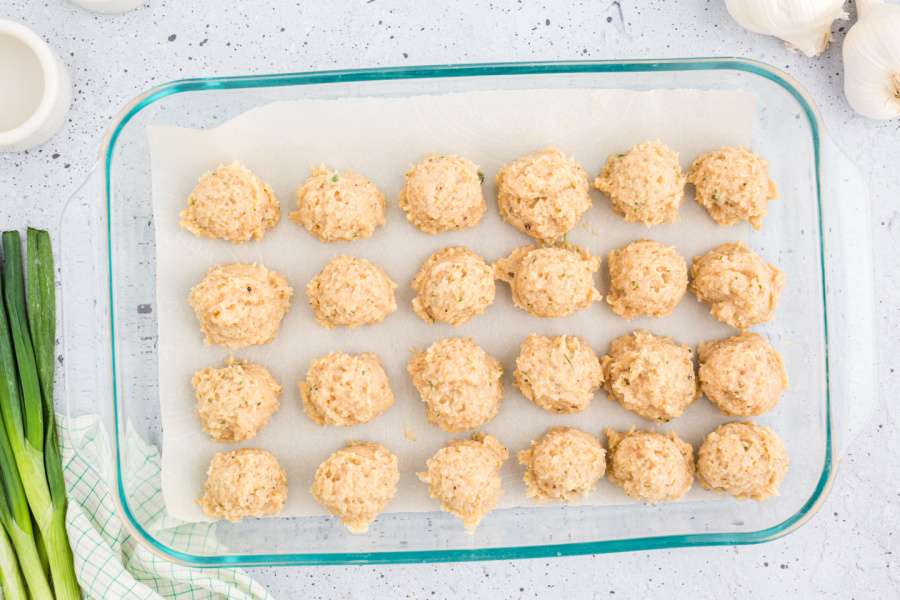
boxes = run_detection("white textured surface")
[0,1,897,597]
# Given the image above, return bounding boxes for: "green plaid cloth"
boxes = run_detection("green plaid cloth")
[50,414,274,600]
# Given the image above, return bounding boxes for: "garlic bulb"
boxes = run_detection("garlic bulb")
[725,0,848,57]
[843,0,900,119]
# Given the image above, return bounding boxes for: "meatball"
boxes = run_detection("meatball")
[299,352,394,426]
[198,448,287,521]
[601,330,698,421]
[495,147,591,242]
[513,334,603,414]
[180,162,280,243]
[593,141,686,226]
[311,442,399,533]
[690,242,784,330]
[411,246,496,326]
[290,166,386,242]
[306,255,397,328]
[606,239,688,319]
[193,360,281,442]
[407,337,503,432]
[399,154,486,234]
[605,428,694,503]
[417,433,508,532]
[687,146,778,229]
[697,422,788,500]
[699,333,788,416]
[518,427,606,502]
[188,262,293,349]
[494,243,601,318]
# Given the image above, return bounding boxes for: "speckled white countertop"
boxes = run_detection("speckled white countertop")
[1,1,897,598]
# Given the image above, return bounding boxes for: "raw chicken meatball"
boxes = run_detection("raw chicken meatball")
[697,422,788,500]
[699,333,788,416]
[311,442,399,533]
[411,246,496,326]
[399,154,486,234]
[495,243,601,318]
[687,146,778,229]
[513,334,603,414]
[193,359,281,442]
[188,262,293,349]
[198,448,288,521]
[180,162,280,243]
[518,427,606,502]
[290,166,386,242]
[690,242,784,330]
[593,141,686,226]
[605,428,694,503]
[300,352,394,426]
[417,433,508,532]
[306,255,397,328]
[606,239,688,319]
[601,330,698,422]
[495,147,591,242]
[407,337,503,432]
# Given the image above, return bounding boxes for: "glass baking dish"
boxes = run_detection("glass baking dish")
[56,59,875,566]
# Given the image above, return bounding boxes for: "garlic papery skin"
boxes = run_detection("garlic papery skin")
[843,0,900,119]
[725,0,848,57]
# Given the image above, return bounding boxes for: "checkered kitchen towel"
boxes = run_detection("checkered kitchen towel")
[56,415,274,600]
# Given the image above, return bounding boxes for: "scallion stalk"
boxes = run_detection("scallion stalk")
[0,520,28,600]
[27,228,79,599]
[0,331,53,599]
[1,231,79,599]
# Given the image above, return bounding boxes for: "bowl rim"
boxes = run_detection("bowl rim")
[101,57,835,567]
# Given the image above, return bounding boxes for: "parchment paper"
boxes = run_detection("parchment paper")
[150,88,758,522]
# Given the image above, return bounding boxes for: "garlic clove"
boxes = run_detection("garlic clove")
[725,0,848,57]
[843,0,900,120]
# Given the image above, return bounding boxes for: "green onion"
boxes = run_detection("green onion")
[0,272,53,599]
[27,229,78,600]
[1,231,79,599]
[0,520,27,600]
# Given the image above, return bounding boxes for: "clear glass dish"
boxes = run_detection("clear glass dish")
[57,59,875,566]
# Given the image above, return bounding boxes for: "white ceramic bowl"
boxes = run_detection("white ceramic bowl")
[0,20,72,152]
[68,0,143,14]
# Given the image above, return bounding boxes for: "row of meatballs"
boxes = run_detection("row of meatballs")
[194,332,788,445]
[179,143,778,247]
[198,422,788,534]
[187,239,784,351]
